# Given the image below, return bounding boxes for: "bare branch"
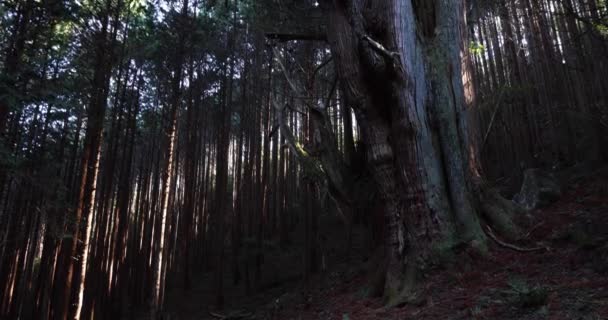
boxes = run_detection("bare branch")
[271,98,305,160]
[273,47,325,113]
[311,56,334,81]
[361,35,400,60]
[273,47,303,95]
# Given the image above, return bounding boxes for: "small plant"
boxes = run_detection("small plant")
[505,278,548,308]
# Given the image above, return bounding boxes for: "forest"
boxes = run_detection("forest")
[0,0,607,319]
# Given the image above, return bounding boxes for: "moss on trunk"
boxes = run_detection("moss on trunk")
[325,0,523,307]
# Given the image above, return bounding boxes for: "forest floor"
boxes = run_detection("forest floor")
[164,165,608,320]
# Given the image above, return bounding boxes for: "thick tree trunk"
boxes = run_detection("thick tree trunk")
[325,0,517,305]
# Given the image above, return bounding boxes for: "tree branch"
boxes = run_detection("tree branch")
[361,34,400,60]
[273,47,325,113]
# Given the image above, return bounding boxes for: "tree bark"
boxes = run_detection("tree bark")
[150,2,189,317]
[324,0,518,305]
[51,4,114,317]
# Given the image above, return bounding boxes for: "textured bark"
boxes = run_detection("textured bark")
[323,0,518,304]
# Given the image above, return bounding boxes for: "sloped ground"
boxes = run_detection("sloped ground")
[164,166,608,320]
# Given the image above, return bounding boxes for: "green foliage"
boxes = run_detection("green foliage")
[128,0,147,13]
[469,41,485,56]
[593,21,608,38]
[52,20,75,41]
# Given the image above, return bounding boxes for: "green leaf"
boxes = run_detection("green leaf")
[469,41,485,56]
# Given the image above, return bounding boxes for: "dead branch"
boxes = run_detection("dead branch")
[272,47,326,113]
[361,35,400,60]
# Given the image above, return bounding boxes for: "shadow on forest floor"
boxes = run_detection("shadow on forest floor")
[163,165,608,320]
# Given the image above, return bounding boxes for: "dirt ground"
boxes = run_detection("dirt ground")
[163,166,608,320]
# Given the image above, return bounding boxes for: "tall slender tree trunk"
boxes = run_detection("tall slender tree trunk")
[51,5,114,318]
[150,2,188,317]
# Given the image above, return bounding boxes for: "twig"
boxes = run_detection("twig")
[486,227,547,252]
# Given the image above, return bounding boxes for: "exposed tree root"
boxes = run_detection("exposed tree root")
[475,182,551,253]
[383,268,426,309]
[478,186,524,241]
[485,227,547,252]
[361,248,421,309]
[367,183,543,310]
[382,249,426,308]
